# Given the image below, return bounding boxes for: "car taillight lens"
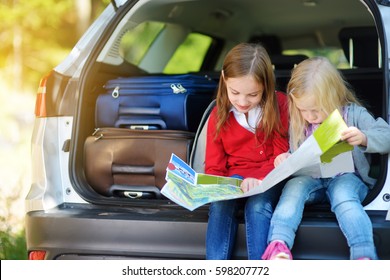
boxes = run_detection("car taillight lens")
[34,72,52,117]
[28,250,46,260]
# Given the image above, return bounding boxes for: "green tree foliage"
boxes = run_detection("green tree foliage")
[0,229,27,260]
[0,0,110,92]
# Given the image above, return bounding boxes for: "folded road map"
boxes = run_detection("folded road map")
[161,109,354,211]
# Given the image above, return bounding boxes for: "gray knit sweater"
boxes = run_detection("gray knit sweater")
[346,103,390,187]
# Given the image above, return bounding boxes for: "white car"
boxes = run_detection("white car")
[25,0,390,259]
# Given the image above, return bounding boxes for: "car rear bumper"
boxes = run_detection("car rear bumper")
[25,203,390,260]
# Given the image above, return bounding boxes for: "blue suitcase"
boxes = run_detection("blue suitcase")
[95,74,218,132]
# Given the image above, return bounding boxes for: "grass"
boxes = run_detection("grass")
[0,229,27,260]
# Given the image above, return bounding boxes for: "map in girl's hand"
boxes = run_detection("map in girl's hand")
[162,110,355,211]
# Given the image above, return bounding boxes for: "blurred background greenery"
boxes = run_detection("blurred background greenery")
[0,0,111,260]
[0,0,351,260]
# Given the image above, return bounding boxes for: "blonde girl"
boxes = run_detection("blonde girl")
[262,56,390,260]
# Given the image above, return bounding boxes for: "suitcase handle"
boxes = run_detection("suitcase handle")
[123,191,150,199]
[116,117,167,130]
[110,185,162,199]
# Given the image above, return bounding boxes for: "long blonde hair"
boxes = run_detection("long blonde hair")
[215,43,284,141]
[287,56,361,150]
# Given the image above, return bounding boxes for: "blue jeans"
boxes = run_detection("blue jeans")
[206,182,284,260]
[268,173,378,260]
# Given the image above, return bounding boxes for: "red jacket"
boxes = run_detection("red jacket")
[205,91,289,180]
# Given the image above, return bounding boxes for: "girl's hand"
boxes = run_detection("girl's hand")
[341,126,367,147]
[240,178,262,193]
[274,152,291,167]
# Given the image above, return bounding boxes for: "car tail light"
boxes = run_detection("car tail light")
[28,250,46,260]
[34,71,52,117]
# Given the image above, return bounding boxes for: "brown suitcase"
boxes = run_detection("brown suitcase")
[84,127,194,198]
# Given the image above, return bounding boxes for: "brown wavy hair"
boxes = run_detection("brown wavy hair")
[215,43,283,141]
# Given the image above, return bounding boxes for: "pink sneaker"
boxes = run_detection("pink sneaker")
[357,257,371,260]
[262,241,293,260]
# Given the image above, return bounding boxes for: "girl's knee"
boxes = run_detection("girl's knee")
[328,185,367,207]
[246,199,274,218]
[209,200,237,216]
[283,176,313,193]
